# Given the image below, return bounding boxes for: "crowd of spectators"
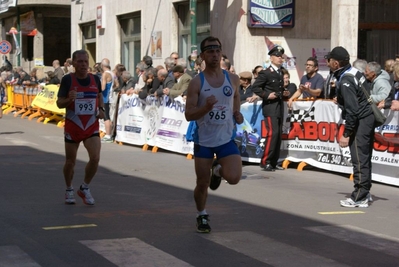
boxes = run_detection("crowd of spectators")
[237,54,399,112]
[2,50,399,119]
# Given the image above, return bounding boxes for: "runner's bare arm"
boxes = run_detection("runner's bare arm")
[230,73,243,124]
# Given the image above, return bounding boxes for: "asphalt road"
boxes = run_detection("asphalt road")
[0,114,399,267]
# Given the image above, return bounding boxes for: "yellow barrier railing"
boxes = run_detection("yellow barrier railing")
[3,84,65,126]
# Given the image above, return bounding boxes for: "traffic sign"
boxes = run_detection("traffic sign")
[0,40,12,54]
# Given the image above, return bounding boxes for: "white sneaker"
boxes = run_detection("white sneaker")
[101,136,113,143]
[65,190,76,204]
[367,192,373,202]
[340,198,368,208]
[77,187,95,205]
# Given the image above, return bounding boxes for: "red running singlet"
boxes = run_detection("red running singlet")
[64,73,100,142]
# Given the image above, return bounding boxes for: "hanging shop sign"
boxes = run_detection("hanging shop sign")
[248,0,295,28]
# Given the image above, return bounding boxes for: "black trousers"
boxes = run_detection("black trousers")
[261,116,282,167]
[349,114,375,201]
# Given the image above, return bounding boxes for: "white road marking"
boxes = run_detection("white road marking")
[80,237,193,267]
[0,245,41,267]
[201,231,349,267]
[306,225,399,258]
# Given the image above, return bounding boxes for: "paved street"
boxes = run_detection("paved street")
[0,114,399,267]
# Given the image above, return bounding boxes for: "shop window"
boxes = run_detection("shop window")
[176,0,210,60]
[119,12,141,74]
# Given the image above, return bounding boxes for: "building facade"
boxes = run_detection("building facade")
[0,0,394,84]
[69,0,357,84]
[0,0,71,77]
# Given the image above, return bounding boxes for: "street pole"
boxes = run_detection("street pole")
[17,7,21,66]
[190,0,197,64]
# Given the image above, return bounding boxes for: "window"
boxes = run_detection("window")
[81,22,96,68]
[176,0,210,60]
[119,12,141,74]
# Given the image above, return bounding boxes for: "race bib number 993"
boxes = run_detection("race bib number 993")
[75,99,95,115]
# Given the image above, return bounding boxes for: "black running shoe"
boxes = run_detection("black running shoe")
[196,215,211,233]
[209,159,221,190]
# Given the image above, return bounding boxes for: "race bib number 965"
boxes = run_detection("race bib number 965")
[206,106,229,125]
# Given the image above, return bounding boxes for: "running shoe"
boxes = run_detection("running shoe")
[196,215,211,233]
[101,136,113,143]
[340,198,368,208]
[65,189,76,204]
[367,192,373,202]
[209,159,221,190]
[77,187,95,205]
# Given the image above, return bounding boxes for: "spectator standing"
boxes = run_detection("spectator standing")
[379,62,399,110]
[46,71,60,85]
[281,69,297,99]
[100,58,114,143]
[164,57,176,78]
[364,62,391,105]
[53,60,65,81]
[384,59,395,85]
[56,50,104,206]
[113,64,127,93]
[185,36,243,233]
[139,68,157,99]
[353,59,367,73]
[134,62,147,91]
[0,72,7,119]
[220,58,231,72]
[22,68,38,85]
[290,57,324,101]
[155,68,175,97]
[238,71,255,103]
[121,71,136,95]
[170,52,179,65]
[63,58,74,74]
[252,65,263,84]
[143,55,153,69]
[164,65,192,99]
[252,45,286,171]
[17,68,31,85]
[326,46,374,208]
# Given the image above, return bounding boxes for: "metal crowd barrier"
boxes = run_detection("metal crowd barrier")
[2,84,64,125]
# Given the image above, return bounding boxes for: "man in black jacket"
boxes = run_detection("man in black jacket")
[252,45,285,171]
[327,46,375,208]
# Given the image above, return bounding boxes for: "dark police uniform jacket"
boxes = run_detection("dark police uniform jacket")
[251,65,285,118]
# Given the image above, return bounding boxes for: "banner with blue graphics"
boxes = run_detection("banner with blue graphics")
[115,94,194,155]
[111,94,399,186]
[238,99,399,186]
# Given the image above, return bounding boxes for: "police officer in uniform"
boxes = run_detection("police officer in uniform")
[252,45,286,171]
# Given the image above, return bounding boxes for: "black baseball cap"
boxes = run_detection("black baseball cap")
[325,46,350,61]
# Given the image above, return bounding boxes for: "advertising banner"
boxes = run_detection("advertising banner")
[115,95,194,155]
[238,99,399,186]
[31,85,65,115]
[248,0,295,28]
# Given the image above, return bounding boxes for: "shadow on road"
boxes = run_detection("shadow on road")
[0,145,398,266]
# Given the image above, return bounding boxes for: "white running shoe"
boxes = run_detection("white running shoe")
[101,137,113,143]
[65,190,76,204]
[77,187,95,205]
[340,198,368,208]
